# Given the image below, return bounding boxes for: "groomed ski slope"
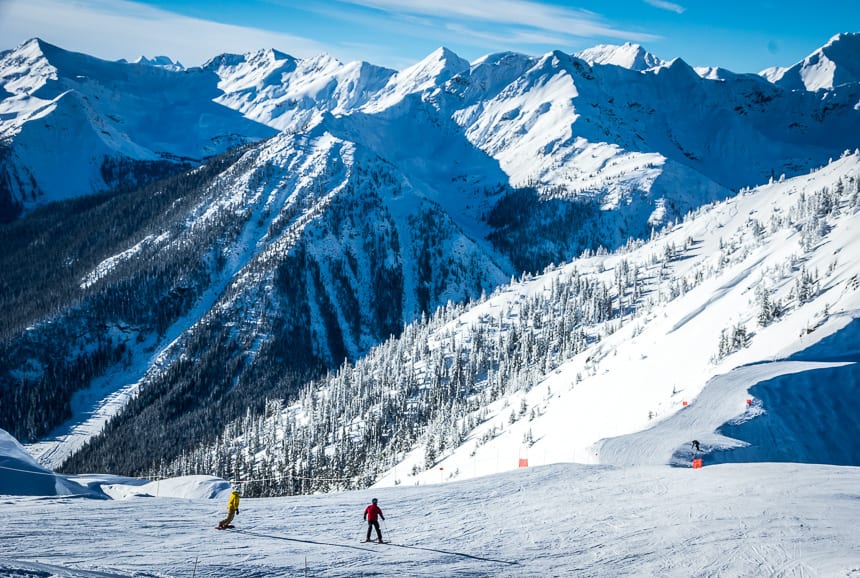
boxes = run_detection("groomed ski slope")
[1,460,858,577]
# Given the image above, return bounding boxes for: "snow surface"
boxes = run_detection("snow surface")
[4,153,860,576]
[3,439,860,576]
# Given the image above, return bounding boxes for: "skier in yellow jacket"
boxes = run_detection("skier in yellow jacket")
[218,486,241,529]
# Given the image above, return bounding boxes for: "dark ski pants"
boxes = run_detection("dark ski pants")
[366,520,382,542]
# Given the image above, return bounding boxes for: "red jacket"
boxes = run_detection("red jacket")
[364,503,384,522]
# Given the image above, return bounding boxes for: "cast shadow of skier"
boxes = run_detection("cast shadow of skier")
[236,528,519,566]
[383,542,519,567]
[235,529,378,553]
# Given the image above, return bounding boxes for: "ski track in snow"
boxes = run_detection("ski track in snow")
[668,254,768,334]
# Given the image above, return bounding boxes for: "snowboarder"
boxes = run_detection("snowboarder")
[217,486,241,529]
[363,498,385,543]
[691,440,701,452]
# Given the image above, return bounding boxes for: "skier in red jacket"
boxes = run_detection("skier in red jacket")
[363,498,385,543]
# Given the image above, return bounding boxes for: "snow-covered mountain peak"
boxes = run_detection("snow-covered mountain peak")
[9,37,56,64]
[761,31,860,91]
[521,49,590,83]
[423,46,471,73]
[302,51,342,69]
[651,56,701,83]
[363,46,470,112]
[0,38,75,96]
[206,47,299,91]
[208,46,395,130]
[471,50,532,70]
[124,54,184,71]
[396,45,470,88]
[0,37,275,212]
[540,48,576,66]
[438,50,536,106]
[575,42,665,71]
[694,65,735,81]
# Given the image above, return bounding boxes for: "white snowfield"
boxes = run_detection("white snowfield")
[1,456,859,577]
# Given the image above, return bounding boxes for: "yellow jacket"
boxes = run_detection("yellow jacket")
[228,490,240,512]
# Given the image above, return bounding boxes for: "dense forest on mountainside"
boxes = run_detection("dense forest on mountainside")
[161,171,857,496]
[0,146,251,441]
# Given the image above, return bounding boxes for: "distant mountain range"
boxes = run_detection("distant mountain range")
[0,32,858,481]
[3,33,859,221]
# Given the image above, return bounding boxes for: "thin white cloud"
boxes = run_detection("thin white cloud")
[337,0,660,42]
[444,22,577,50]
[0,0,328,66]
[644,0,686,14]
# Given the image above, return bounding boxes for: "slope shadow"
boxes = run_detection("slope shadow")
[235,529,377,553]
[383,542,519,566]
[706,318,860,467]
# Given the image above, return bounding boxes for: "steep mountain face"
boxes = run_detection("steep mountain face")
[1,35,859,479]
[4,120,512,473]
[0,39,275,221]
[761,32,860,91]
[448,50,859,202]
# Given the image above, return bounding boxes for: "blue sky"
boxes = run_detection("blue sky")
[1,0,857,72]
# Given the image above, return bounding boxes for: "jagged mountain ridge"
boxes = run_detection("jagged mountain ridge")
[0,34,858,476]
[0,38,276,221]
[3,34,860,224]
[204,36,860,259]
[203,37,860,218]
[761,32,860,91]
